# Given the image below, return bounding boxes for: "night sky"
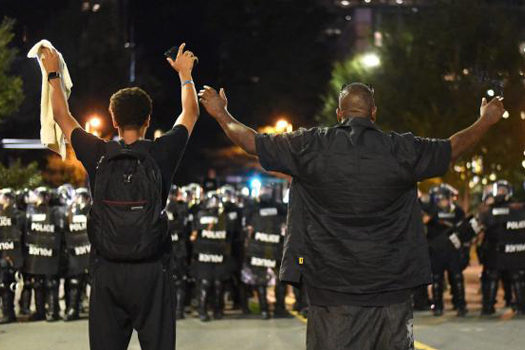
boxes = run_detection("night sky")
[1,0,339,183]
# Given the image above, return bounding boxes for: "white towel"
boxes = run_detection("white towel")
[27,40,73,160]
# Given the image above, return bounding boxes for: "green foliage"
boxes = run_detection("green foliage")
[319,0,525,194]
[0,159,43,189]
[0,17,24,119]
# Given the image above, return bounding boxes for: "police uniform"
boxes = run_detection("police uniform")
[0,193,25,324]
[63,202,91,321]
[480,201,525,315]
[426,202,468,316]
[166,197,190,319]
[23,203,64,321]
[242,199,287,318]
[191,205,234,321]
[222,196,244,310]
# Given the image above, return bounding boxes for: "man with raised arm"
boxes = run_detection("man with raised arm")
[39,43,199,350]
[199,83,505,350]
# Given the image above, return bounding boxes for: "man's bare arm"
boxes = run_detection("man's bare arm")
[166,43,200,135]
[449,97,505,164]
[198,86,257,155]
[40,47,80,143]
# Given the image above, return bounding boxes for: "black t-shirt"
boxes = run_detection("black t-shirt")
[71,125,189,204]
[255,117,451,306]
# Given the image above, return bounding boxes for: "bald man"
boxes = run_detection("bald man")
[199,82,505,350]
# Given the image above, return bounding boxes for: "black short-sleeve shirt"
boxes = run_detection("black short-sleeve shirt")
[71,125,189,204]
[255,117,451,306]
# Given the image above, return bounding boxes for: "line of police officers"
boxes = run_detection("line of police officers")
[166,182,298,322]
[0,185,91,324]
[4,178,522,325]
[418,180,525,317]
[0,181,302,324]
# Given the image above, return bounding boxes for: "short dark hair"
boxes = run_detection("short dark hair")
[109,87,152,129]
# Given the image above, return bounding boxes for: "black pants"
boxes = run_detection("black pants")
[307,300,414,350]
[89,257,175,350]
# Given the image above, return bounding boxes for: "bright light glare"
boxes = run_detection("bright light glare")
[250,178,262,198]
[361,53,381,68]
[89,117,102,128]
[522,160,525,169]
[487,89,495,97]
[503,111,510,119]
[250,178,262,191]
[276,120,288,129]
[340,0,350,6]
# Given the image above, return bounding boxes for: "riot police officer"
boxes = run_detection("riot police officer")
[479,180,525,315]
[63,188,91,321]
[23,187,64,321]
[191,191,234,322]
[426,184,468,316]
[220,185,244,311]
[242,183,289,319]
[166,185,191,319]
[17,188,34,316]
[0,188,25,324]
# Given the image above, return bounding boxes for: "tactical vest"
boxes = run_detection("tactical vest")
[0,206,24,269]
[24,206,61,275]
[166,200,188,258]
[245,205,284,269]
[484,203,525,269]
[65,205,91,276]
[426,206,463,250]
[193,208,230,264]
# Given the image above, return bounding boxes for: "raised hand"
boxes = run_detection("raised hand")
[166,43,198,76]
[39,47,60,73]
[198,86,228,119]
[480,96,505,125]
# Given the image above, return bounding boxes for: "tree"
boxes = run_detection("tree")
[0,17,23,120]
[0,159,42,189]
[319,0,525,208]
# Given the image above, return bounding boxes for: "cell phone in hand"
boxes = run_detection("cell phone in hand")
[164,46,179,60]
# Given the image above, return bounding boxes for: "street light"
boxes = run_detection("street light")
[275,119,293,133]
[85,115,102,135]
[361,53,380,68]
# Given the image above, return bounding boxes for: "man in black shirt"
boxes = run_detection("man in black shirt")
[39,44,199,350]
[199,83,505,350]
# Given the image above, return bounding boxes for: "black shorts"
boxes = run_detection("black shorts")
[307,299,414,350]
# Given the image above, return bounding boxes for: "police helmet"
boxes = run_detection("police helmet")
[491,180,513,203]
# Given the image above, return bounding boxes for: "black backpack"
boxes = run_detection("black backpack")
[88,140,168,261]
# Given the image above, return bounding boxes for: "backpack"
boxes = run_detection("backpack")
[87,140,168,261]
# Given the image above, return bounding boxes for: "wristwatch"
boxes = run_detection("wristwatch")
[47,72,61,82]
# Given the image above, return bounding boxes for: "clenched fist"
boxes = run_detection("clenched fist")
[39,47,60,74]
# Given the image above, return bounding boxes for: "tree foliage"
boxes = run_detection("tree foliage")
[0,159,42,189]
[319,0,525,198]
[0,17,23,120]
